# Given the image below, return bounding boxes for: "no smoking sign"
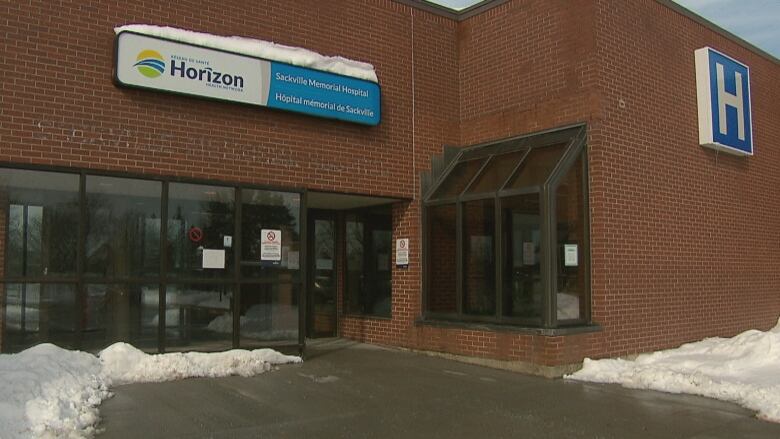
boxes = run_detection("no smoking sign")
[395,238,409,267]
[261,229,282,263]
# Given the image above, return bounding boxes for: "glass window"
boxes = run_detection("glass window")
[345,208,392,317]
[463,199,495,316]
[1,168,310,353]
[427,204,457,313]
[506,143,567,190]
[309,216,336,337]
[502,194,542,322]
[167,183,235,279]
[431,159,485,199]
[423,126,588,328]
[2,283,77,351]
[0,169,79,277]
[345,219,364,312]
[241,189,301,280]
[465,150,527,194]
[82,284,159,350]
[556,156,586,322]
[85,176,162,278]
[164,284,233,350]
[239,283,299,347]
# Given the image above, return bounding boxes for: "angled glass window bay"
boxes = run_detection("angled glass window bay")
[465,149,528,195]
[505,143,566,190]
[430,158,485,199]
[423,125,589,329]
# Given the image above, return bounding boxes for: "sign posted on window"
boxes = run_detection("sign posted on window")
[564,244,578,267]
[261,229,282,264]
[395,238,409,268]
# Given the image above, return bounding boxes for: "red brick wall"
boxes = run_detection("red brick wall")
[0,0,458,197]
[0,1,459,351]
[457,0,600,145]
[426,204,457,313]
[345,0,780,367]
[587,0,780,359]
[2,0,779,366]
[403,0,780,367]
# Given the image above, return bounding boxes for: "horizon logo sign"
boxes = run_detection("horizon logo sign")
[114,31,380,126]
[133,50,165,78]
[694,47,753,155]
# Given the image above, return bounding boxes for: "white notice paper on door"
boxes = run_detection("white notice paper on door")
[261,229,282,261]
[564,244,578,267]
[202,249,226,269]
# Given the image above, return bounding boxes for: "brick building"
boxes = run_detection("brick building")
[1,0,778,376]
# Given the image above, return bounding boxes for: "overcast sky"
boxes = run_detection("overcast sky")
[673,0,780,58]
[433,0,780,58]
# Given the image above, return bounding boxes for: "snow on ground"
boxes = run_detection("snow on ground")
[566,318,780,422]
[115,24,378,82]
[0,343,301,438]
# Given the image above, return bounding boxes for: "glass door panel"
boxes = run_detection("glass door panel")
[308,212,336,337]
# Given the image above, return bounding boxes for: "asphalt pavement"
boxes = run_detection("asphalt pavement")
[98,339,780,438]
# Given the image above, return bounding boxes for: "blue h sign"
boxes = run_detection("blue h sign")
[695,47,753,155]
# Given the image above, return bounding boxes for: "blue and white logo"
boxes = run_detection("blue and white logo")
[695,47,753,155]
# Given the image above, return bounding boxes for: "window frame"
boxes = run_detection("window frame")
[422,124,590,329]
[342,205,394,319]
[0,163,307,353]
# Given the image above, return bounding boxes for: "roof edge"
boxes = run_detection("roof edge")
[392,0,507,21]
[654,0,779,66]
[394,0,778,65]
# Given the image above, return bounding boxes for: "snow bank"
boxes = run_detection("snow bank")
[0,344,108,439]
[566,318,780,422]
[0,343,301,438]
[115,24,378,82]
[101,343,301,386]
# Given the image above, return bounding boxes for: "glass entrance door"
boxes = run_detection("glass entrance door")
[307,211,337,337]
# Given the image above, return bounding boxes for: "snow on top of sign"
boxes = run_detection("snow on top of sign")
[114,24,378,82]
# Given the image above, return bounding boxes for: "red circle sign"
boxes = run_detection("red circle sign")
[188,226,203,243]
[400,240,406,249]
[266,231,276,242]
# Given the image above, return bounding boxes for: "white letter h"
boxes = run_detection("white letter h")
[716,63,745,141]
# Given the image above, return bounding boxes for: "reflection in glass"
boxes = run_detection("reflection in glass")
[168,183,235,278]
[310,217,335,336]
[86,176,162,277]
[345,209,392,317]
[431,159,485,199]
[1,169,79,277]
[239,283,299,347]
[556,155,585,321]
[466,150,527,194]
[165,284,233,350]
[427,204,457,313]
[241,189,301,279]
[506,143,566,190]
[502,194,542,321]
[2,283,77,351]
[463,199,496,316]
[82,284,158,350]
